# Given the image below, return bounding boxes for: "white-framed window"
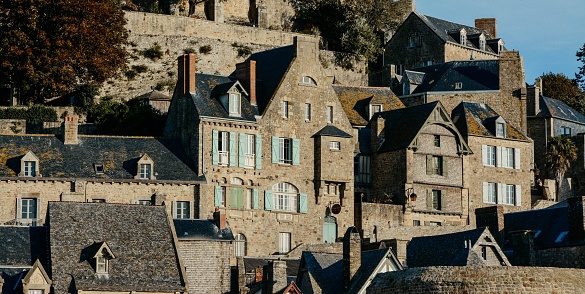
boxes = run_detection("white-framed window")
[175,201,190,219]
[282,101,289,118]
[479,37,486,50]
[244,134,255,168]
[329,141,340,150]
[561,126,572,137]
[305,103,311,121]
[229,93,241,116]
[136,200,151,205]
[455,82,463,89]
[278,232,291,254]
[369,104,382,119]
[279,138,292,164]
[460,29,467,45]
[327,106,333,123]
[326,182,339,196]
[504,184,515,205]
[24,161,36,177]
[218,131,230,165]
[21,198,37,219]
[484,145,496,166]
[485,182,497,203]
[246,189,253,209]
[234,234,247,257]
[273,182,298,212]
[139,163,151,179]
[96,256,108,274]
[496,123,506,137]
[299,76,317,86]
[504,147,515,168]
[28,290,44,294]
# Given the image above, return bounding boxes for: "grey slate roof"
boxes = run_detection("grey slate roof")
[314,125,352,138]
[0,135,201,182]
[404,70,425,85]
[504,204,570,249]
[537,96,585,123]
[410,60,500,94]
[452,102,529,141]
[333,85,405,127]
[406,227,488,267]
[173,219,234,241]
[48,202,186,293]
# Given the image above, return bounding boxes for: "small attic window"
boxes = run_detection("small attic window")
[455,82,463,89]
[460,29,467,45]
[94,164,104,175]
[83,242,115,277]
[19,151,41,177]
[135,154,156,180]
[479,34,486,50]
[299,76,317,86]
[229,93,241,116]
[496,122,506,138]
[369,104,382,120]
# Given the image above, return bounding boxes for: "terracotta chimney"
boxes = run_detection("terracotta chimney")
[343,226,361,290]
[213,208,226,230]
[475,18,497,38]
[177,53,196,97]
[63,116,78,145]
[236,60,257,105]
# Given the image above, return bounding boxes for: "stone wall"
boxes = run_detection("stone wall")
[444,42,498,62]
[0,119,26,135]
[535,245,585,269]
[178,240,232,294]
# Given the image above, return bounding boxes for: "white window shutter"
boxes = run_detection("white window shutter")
[482,145,487,166]
[16,197,21,220]
[482,182,489,203]
[496,146,502,167]
[514,148,521,169]
[515,185,522,206]
[497,183,504,204]
[36,198,41,222]
[172,201,177,219]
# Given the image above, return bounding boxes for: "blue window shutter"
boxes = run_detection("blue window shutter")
[214,186,222,206]
[212,130,219,165]
[299,193,308,213]
[238,133,246,167]
[292,138,301,166]
[256,135,262,169]
[229,132,236,166]
[253,189,259,209]
[264,190,273,210]
[271,136,279,164]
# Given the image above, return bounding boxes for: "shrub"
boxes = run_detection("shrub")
[155,79,176,93]
[183,47,196,54]
[132,64,148,73]
[232,42,252,58]
[141,43,163,60]
[199,45,212,55]
[125,69,138,80]
[0,105,58,122]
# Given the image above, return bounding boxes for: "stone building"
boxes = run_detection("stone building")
[452,102,533,225]
[164,36,355,257]
[0,117,202,226]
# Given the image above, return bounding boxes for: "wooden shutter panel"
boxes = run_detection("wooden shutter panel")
[264,190,273,210]
[214,186,222,207]
[299,193,308,213]
[36,198,41,222]
[426,155,433,175]
[229,132,237,166]
[229,187,237,208]
[442,157,448,177]
[514,148,521,169]
[292,139,301,166]
[482,145,488,166]
[482,182,489,203]
[515,185,522,206]
[253,189,259,209]
[238,133,246,167]
[426,189,433,209]
[271,136,279,164]
[255,135,262,169]
[496,146,502,167]
[497,183,504,204]
[172,201,177,219]
[440,191,446,211]
[16,197,21,220]
[212,130,219,165]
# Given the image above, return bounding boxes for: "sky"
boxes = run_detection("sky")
[416,0,585,84]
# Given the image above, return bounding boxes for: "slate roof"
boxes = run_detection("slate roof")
[504,204,570,249]
[48,202,186,293]
[244,258,300,279]
[410,60,500,94]
[0,135,201,182]
[406,227,488,267]
[333,85,405,126]
[536,96,585,123]
[452,102,529,141]
[173,219,234,241]
[314,125,352,138]
[404,71,425,85]
[347,249,398,294]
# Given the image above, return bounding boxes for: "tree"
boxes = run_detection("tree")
[576,43,585,90]
[0,0,128,104]
[540,72,585,114]
[545,136,578,195]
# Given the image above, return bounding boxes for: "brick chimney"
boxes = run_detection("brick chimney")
[236,60,257,105]
[475,18,497,38]
[343,226,361,290]
[213,208,226,230]
[568,196,585,243]
[177,53,196,97]
[263,260,287,293]
[63,116,78,145]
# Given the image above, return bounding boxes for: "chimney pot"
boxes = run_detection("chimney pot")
[213,209,226,230]
[178,54,196,97]
[236,60,257,105]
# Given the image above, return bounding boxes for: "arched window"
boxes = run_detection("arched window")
[272,182,299,212]
[234,234,247,257]
[299,76,317,86]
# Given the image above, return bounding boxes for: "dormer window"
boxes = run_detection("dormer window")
[139,164,151,179]
[496,123,505,137]
[460,29,467,45]
[96,255,108,274]
[135,154,156,180]
[83,242,115,277]
[24,161,36,177]
[369,104,382,120]
[19,151,41,177]
[229,93,241,116]
[479,34,486,50]
[299,76,317,86]
[455,82,463,89]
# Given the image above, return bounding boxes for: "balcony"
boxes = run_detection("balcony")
[244,154,255,168]
[218,151,229,165]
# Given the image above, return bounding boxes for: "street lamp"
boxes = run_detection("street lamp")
[405,188,417,202]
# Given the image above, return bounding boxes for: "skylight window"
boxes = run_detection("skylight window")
[94,164,104,174]
[555,231,569,243]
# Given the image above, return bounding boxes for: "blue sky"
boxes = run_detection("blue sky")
[416,0,585,84]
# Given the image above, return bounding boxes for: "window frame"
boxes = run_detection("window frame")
[21,198,38,220]
[228,92,241,116]
[175,201,191,219]
[486,146,496,166]
[561,126,572,137]
[282,101,289,118]
[279,138,292,164]
[273,182,298,212]
[234,234,247,257]
[505,147,515,168]
[432,190,441,210]
[23,161,36,177]
[327,106,333,123]
[243,134,255,168]
[369,104,382,120]
[278,232,291,254]
[305,103,312,121]
[355,155,371,184]
[496,123,506,138]
[218,131,230,165]
[432,155,443,175]
[504,184,515,205]
[486,182,497,204]
[139,163,151,179]
[433,135,441,147]
[96,256,108,274]
[329,141,340,151]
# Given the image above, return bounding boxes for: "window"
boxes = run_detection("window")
[555,231,569,243]
[326,183,339,196]
[428,155,443,175]
[273,182,298,212]
[175,201,190,219]
[454,82,463,89]
[136,200,151,205]
[28,291,44,294]
[243,134,255,168]
[504,147,515,168]
[272,137,299,166]
[413,220,421,226]
[94,164,104,174]
[21,198,37,219]
[279,138,292,164]
[305,103,311,121]
[504,184,515,205]
[480,38,486,50]
[485,182,497,203]
[234,234,247,257]
[246,189,253,209]
[496,123,505,137]
[355,155,371,184]
[395,64,403,75]
[327,106,333,123]
[218,131,230,165]
[369,104,382,119]
[431,190,441,210]
[299,76,317,86]
[282,101,289,118]
[229,93,241,116]
[229,178,245,209]
[91,199,106,203]
[485,145,496,166]
[433,135,440,147]
[23,161,36,177]
[96,256,107,274]
[481,246,487,260]
[279,232,291,254]
[408,33,420,48]
[329,141,340,150]
[460,30,467,45]
[423,60,433,66]
[561,126,572,137]
[139,164,151,179]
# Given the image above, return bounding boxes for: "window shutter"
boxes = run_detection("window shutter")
[264,190,273,211]
[440,191,446,211]
[426,189,432,209]
[292,138,301,166]
[238,133,246,167]
[212,130,219,165]
[442,157,448,177]
[255,135,262,169]
[229,132,237,166]
[496,146,502,167]
[229,187,237,208]
[253,189,259,209]
[426,155,433,175]
[214,186,222,207]
[514,148,521,169]
[172,201,177,219]
[482,145,488,166]
[299,193,308,213]
[482,182,489,203]
[16,197,21,220]
[36,198,41,221]
[271,136,279,164]
[515,185,522,206]
[497,183,504,204]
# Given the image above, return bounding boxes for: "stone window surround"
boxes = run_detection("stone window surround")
[19,151,41,177]
[134,154,156,180]
[173,200,191,219]
[299,76,317,86]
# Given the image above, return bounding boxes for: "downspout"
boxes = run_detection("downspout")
[200,122,205,219]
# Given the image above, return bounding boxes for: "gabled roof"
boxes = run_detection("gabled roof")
[0,135,201,182]
[81,241,116,261]
[404,70,425,85]
[536,96,585,124]
[409,60,500,94]
[173,219,234,241]
[48,202,186,293]
[333,85,405,126]
[452,102,529,141]
[504,203,570,249]
[347,248,403,294]
[314,125,352,138]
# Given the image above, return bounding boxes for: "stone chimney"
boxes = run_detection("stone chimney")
[343,226,361,291]
[177,54,196,97]
[527,78,542,117]
[509,230,536,266]
[568,196,585,243]
[294,36,319,61]
[475,206,505,244]
[63,116,78,145]
[213,208,226,230]
[263,260,287,293]
[371,115,386,152]
[475,18,497,38]
[236,60,257,105]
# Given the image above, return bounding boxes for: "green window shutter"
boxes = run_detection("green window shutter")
[238,133,246,168]
[229,187,237,208]
[426,189,433,209]
[426,155,433,175]
[299,193,308,213]
[442,157,448,177]
[229,132,237,166]
[440,190,446,211]
[272,136,279,164]
[292,138,300,166]
[238,188,245,208]
[253,189,259,209]
[264,190,273,210]
[212,130,219,165]
[255,135,262,169]
[214,186,222,206]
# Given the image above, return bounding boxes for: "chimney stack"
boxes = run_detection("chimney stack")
[475,18,497,38]
[343,227,361,290]
[213,208,226,230]
[371,115,386,152]
[475,206,505,244]
[527,78,542,116]
[63,116,78,145]
[263,260,287,293]
[236,60,257,105]
[178,54,196,97]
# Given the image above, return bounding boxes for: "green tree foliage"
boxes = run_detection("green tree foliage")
[88,97,166,136]
[541,72,585,114]
[576,43,585,90]
[0,0,128,104]
[0,105,58,122]
[546,136,578,195]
